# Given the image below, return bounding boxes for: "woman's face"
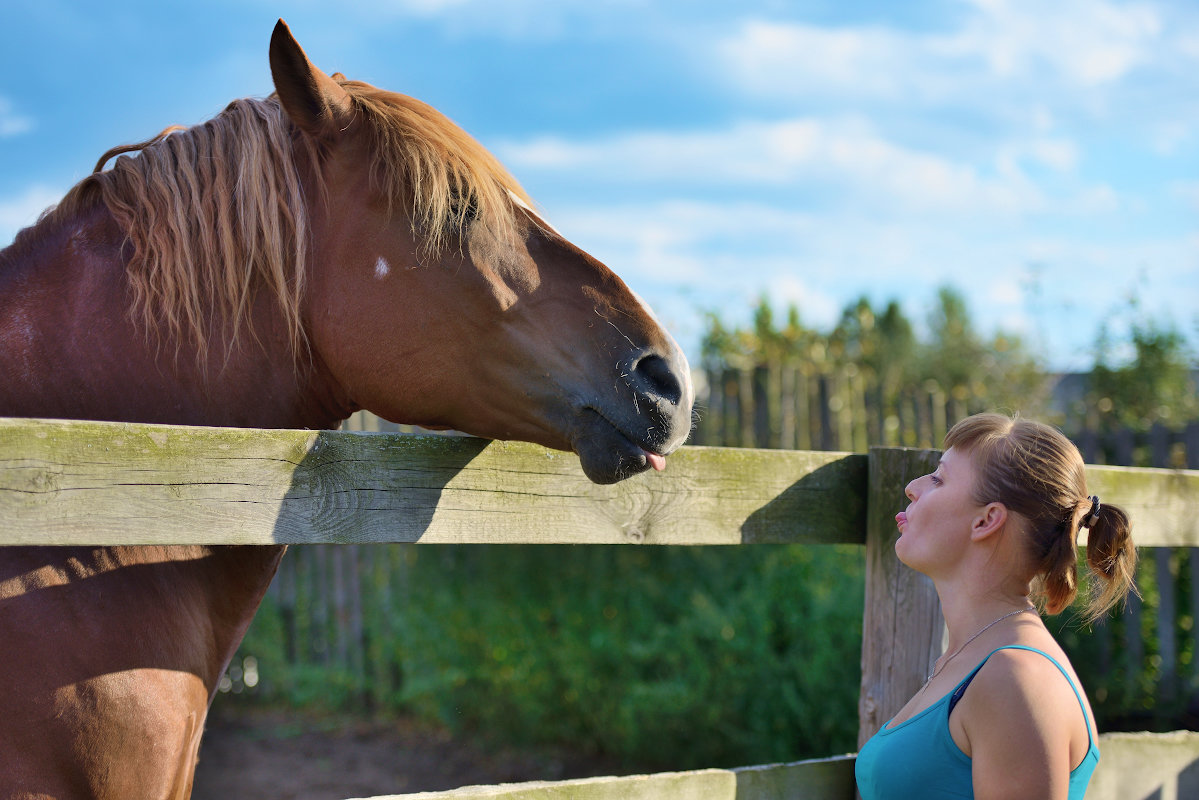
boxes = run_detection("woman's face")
[895,446,989,575]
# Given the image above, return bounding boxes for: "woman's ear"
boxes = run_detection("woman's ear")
[971,502,1008,542]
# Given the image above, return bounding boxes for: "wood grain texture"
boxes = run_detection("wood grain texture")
[0,418,866,546]
[1085,464,1199,548]
[344,756,856,800]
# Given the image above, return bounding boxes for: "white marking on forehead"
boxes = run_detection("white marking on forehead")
[507,190,562,237]
[374,257,390,279]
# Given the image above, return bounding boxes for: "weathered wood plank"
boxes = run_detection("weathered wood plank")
[345,731,1196,800]
[733,755,856,799]
[348,770,736,800]
[0,418,866,546]
[1081,731,1199,800]
[1084,464,1199,548]
[345,756,856,800]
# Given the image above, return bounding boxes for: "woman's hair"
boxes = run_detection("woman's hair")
[943,413,1138,623]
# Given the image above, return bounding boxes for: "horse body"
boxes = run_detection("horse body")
[0,546,281,799]
[0,20,692,798]
[0,195,298,800]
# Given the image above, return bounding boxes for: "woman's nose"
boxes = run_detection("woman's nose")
[905,478,919,501]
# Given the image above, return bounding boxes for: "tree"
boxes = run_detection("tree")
[921,286,984,393]
[1089,321,1199,430]
[830,297,916,403]
[914,286,1046,414]
[697,287,1050,447]
[701,298,823,370]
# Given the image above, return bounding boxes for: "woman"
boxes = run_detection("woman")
[856,413,1137,799]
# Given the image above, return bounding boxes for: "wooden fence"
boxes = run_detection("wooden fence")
[689,364,1199,731]
[690,363,1199,459]
[690,364,988,452]
[2,416,1198,799]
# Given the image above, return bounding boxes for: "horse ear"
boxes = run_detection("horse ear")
[269,19,353,138]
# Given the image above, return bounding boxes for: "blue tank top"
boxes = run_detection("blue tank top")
[855,645,1099,799]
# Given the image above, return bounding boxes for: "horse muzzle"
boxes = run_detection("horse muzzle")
[572,347,694,485]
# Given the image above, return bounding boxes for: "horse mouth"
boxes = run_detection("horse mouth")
[572,408,669,485]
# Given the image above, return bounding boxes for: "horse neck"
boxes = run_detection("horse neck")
[192,545,289,699]
[7,544,289,701]
[0,202,351,429]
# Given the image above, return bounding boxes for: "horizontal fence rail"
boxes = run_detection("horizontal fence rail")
[1,417,1194,548]
[340,735,1199,800]
[0,417,870,546]
[342,756,859,800]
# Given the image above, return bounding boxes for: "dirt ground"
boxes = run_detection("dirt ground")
[191,707,626,800]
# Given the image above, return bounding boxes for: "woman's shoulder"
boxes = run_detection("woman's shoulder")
[962,643,1087,734]
[976,645,1073,690]
[952,639,1097,781]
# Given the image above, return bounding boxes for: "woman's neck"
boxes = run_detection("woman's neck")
[935,578,1035,653]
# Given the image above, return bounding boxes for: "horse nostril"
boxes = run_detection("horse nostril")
[631,353,683,406]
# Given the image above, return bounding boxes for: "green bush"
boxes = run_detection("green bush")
[232,543,865,771]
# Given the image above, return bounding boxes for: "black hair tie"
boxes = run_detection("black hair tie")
[1085,496,1101,528]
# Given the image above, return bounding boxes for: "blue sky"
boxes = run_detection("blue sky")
[2,0,1196,372]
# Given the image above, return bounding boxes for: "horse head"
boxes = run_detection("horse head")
[270,21,693,484]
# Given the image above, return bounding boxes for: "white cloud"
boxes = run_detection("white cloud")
[1172,181,1199,211]
[503,117,1068,219]
[1180,32,1199,59]
[983,275,1036,337]
[763,273,842,328]
[716,19,949,103]
[0,97,33,137]
[1003,138,1079,173]
[987,276,1025,307]
[961,0,1160,84]
[0,185,62,246]
[717,0,1169,108]
[1073,184,1120,215]
[547,201,818,284]
[1151,122,1191,155]
[555,201,815,245]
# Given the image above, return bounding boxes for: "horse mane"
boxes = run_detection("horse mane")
[15,82,533,365]
[344,81,534,258]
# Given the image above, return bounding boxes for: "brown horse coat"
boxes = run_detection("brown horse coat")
[0,20,692,799]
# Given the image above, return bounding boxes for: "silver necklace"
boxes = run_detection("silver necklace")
[924,606,1037,685]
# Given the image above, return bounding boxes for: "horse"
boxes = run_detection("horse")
[0,20,693,799]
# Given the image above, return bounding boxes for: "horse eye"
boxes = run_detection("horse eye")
[447,187,480,227]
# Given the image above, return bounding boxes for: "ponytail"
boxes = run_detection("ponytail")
[1081,502,1138,624]
[1039,524,1078,616]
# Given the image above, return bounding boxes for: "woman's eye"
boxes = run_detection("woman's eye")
[930,475,943,486]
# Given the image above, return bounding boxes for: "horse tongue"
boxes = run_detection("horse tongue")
[645,451,666,472]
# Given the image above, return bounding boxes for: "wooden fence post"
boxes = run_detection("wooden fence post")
[858,447,945,747]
